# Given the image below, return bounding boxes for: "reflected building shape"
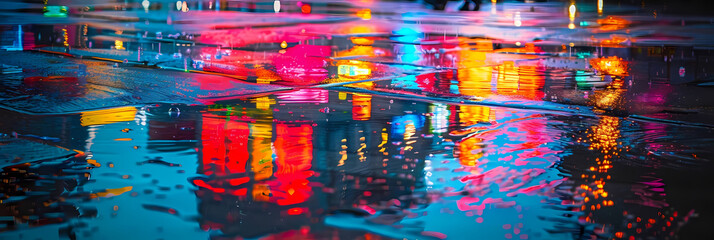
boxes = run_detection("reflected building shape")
[348,81,375,122]
[458,65,493,97]
[457,46,493,97]
[200,112,250,181]
[457,136,484,167]
[496,62,546,100]
[193,92,431,238]
[254,96,276,110]
[324,93,429,209]
[272,124,314,206]
[250,121,273,182]
[196,105,316,238]
[444,38,546,101]
[458,105,494,126]
[495,61,520,96]
[456,38,493,97]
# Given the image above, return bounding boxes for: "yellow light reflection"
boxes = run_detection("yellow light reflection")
[331,40,378,84]
[459,105,493,126]
[256,67,281,84]
[457,39,492,98]
[352,94,372,121]
[590,56,629,76]
[335,58,375,86]
[378,128,388,154]
[493,62,545,100]
[590,78,626,111]
[497,61,519,94]
[351,37,373,46]
[254,96,276,110]
[577,115,621,221]
[62,28,68,47]
[90,186,133,198]
[250,133,274,180]
[597,16,630,32]
[80,106,137,126]
[338,62,372,78]
[87,159,101,167]
[458,65,493,97]
[252,184,271,202]
[458,136,484,166]
[114,40,124,50]
[403,123,416,152]
[347,25,376,45]
[589,116,620,154]
[598,35,630,46]
[356,9,371,20]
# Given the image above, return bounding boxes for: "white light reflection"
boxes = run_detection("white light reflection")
[142,0,149,12]
[430,103,449,134]
[181,1,188,12]
[274,0,281,13]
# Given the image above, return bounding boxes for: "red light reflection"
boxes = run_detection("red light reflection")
[272,124,314,206]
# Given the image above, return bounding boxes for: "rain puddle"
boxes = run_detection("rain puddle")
[1,92,713,239]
